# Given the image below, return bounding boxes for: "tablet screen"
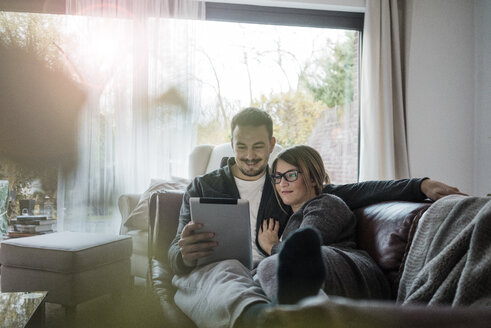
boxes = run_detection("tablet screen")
[190,197,252,269]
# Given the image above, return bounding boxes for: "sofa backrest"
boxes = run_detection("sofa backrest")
[188,143,283,178]
[149,191,430,298]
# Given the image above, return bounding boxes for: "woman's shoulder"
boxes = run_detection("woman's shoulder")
[304,193,351,212]
[312,193,346,204]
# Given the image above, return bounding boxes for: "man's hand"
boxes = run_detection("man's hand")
[420,179,467,201]
[178,222,218,268]
[258,218,279,255]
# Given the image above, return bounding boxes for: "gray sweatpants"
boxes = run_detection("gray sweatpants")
[172,259,269,328]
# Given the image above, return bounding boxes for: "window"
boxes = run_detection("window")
[198,3,363,183]
[1,1,362,207]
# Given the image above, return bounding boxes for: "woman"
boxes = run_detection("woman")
[255,145,391,304]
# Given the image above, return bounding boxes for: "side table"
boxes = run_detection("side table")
[0,291,47,328]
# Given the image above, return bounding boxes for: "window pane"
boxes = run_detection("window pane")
[194,21,359,184]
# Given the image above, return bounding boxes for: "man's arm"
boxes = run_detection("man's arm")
[419,179,466,201]
[323,178,464,210]
[168,178,217,275]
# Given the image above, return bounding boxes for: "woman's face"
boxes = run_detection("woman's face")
[274,159,316,212]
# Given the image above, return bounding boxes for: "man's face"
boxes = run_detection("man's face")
[231,125,276,180]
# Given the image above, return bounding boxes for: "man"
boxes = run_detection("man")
[168,107,463,328]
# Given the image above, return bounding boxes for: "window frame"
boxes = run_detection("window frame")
[1,1,364,31]
[205,2,363,30]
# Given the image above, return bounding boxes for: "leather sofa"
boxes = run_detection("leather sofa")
[147,192,491,328]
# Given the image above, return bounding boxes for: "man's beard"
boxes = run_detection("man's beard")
[237,159,267,177]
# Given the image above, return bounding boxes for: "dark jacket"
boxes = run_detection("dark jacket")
[168,157,427,275]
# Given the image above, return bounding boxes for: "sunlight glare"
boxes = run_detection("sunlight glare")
[89,28,121,64]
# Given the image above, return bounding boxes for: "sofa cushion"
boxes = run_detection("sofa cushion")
[0,231,132,273]
[124,177,190,230]
[118,193,141,234]
[188,144,214,178]
[126,229,148,256]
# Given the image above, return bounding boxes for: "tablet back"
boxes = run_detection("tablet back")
[190,197,252,270]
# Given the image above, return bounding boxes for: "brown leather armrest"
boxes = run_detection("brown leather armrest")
[148,191,185,262]
[148,191,196,328]
[354,201,431,296]
[149,258,196,328]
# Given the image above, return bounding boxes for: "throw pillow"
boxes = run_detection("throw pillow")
[123,176,190,230]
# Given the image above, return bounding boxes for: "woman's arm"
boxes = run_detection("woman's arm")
[269,194,356,255]
[299,194,356,245]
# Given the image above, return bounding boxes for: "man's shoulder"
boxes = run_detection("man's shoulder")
[192,164,238,198]
[195,156,236,183]
[197,165,229,182]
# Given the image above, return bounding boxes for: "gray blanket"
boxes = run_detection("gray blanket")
[397,195,491,306]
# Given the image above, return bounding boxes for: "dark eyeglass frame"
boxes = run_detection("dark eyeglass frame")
[271,169,301,184]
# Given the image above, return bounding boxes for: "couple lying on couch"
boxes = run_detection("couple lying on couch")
[169,107,465,328]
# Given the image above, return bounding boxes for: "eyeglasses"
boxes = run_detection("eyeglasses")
[271,169,301,184]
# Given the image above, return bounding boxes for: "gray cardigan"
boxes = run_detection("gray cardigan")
[270,193,357,255]
[257,193,391,300]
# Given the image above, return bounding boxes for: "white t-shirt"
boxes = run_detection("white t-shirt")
[234,174,267,265]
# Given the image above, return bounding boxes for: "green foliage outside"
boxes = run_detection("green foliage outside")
[252,91,329,148]
[198,31,357,149]
[0,12,64,70]
[198,119,231,146]
[302,32,356,109]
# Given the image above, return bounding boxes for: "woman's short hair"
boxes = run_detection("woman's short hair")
[272,145,329,196]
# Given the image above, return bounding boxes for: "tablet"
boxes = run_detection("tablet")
[190,197,252,270]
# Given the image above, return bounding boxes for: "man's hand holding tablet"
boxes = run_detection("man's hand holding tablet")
[178,222,218,268]
[179,197,252,269]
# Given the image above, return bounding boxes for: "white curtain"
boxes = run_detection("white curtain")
[359,0,409,181]
[58,0,204,233]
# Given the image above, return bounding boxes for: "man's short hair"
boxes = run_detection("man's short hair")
[231,107,273,139]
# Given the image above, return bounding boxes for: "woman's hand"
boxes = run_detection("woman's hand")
[258,218,280,255]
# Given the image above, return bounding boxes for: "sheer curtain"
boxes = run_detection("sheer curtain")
[359,0,409,181]
[58,0,204,233]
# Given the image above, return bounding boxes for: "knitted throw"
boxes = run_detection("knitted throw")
[397,195,491,306]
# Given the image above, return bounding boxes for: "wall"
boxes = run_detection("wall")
[474,0,491,197]
[403,0,477,194]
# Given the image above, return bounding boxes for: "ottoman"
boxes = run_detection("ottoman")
[0,232,132,310]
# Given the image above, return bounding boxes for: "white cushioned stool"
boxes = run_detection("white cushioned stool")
[0,232,132,310]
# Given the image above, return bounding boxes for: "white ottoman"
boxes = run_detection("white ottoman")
[0,232,132,310]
